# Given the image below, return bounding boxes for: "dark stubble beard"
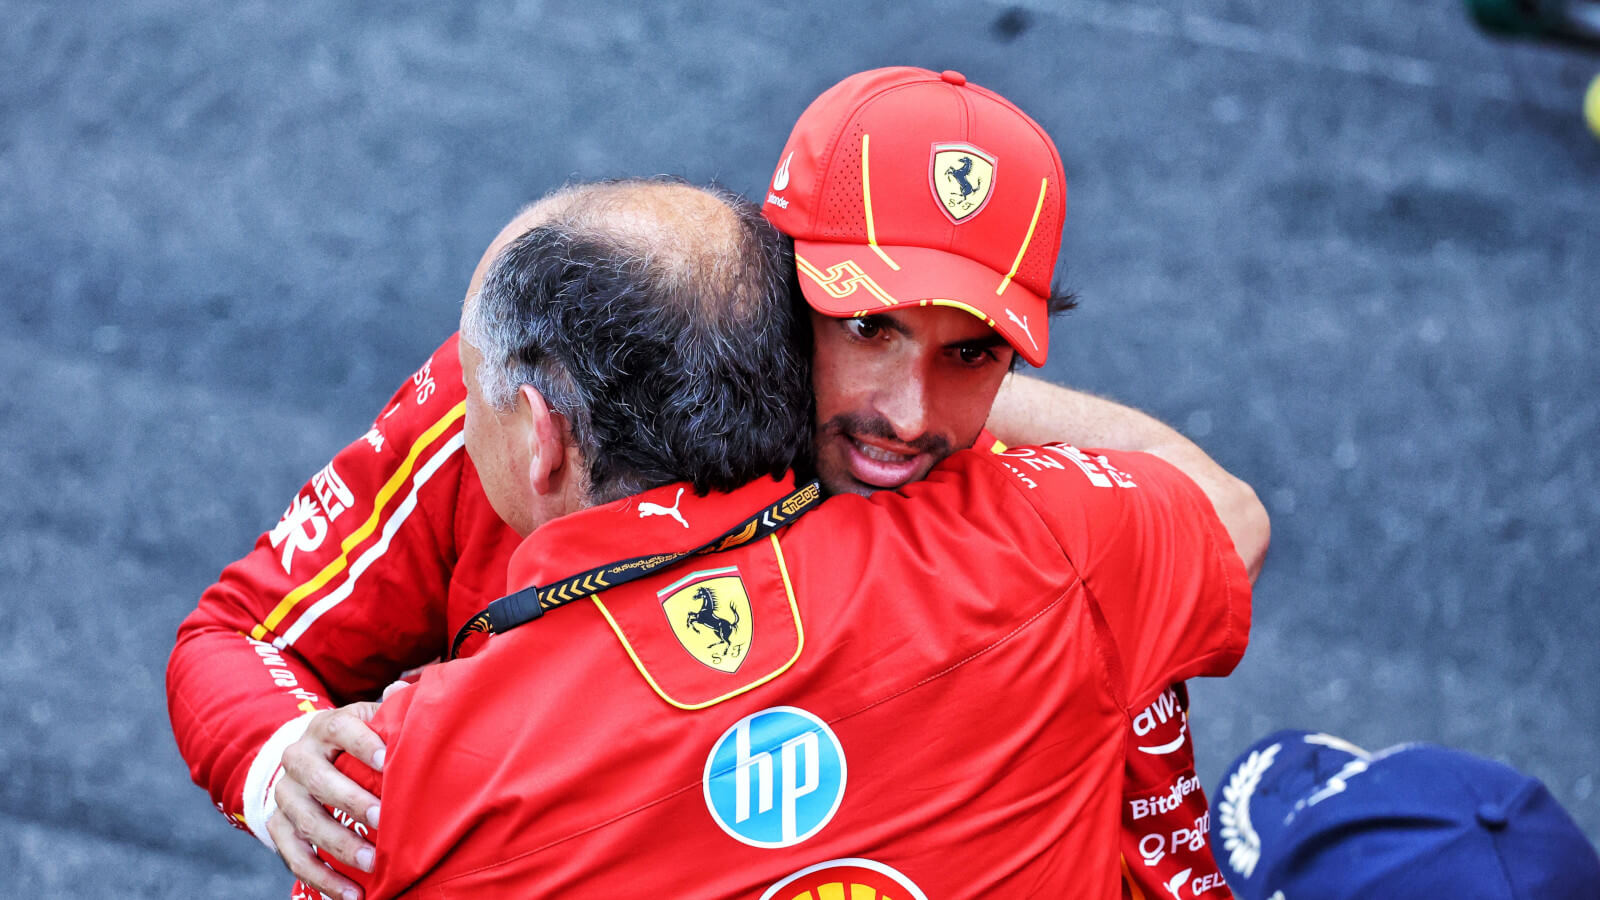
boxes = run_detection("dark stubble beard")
[818,412,956,488]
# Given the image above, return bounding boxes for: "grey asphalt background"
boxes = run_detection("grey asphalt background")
[3,1,1597,895]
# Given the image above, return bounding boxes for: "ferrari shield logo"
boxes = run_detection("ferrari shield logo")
[931,142,996,222]
[659,566,753,673]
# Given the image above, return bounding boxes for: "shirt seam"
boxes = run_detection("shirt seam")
[975,455,1134,713]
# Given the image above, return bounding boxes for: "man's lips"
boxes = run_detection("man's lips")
[842,434,929,488]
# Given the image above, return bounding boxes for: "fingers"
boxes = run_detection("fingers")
[312,701,387,771]
[270,703,389,897]
[280,721,383,829]
[270,809,363,900]
[275,773,376,875]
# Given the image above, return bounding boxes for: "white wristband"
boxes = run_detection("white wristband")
[242,712,318,851]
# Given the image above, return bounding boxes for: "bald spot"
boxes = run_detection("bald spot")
[462,181,750,324]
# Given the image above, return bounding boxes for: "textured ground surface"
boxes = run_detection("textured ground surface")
[2,1,1597,895]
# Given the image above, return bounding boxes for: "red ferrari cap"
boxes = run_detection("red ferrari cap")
[762,67,1067,367]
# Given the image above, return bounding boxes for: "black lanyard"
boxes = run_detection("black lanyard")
[449,480,823,659]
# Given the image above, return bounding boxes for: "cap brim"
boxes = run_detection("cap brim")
[1212,730,1365,898]
[1214,731,1600,899]
[793,239,1050,367]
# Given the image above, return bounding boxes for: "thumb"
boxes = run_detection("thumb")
[380,680,415,702]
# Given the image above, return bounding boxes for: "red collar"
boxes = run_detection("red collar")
[506,473,801,592]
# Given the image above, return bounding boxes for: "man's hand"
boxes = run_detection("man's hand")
[268,703,386,900]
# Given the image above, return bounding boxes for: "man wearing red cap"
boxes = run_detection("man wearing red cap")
[764,66,1258,900]
[761,67,1255,900]
[290,170,1252,899]
[168,68,1268,900]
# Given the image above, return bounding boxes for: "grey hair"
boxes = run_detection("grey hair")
[461,177,812,504]
[462,186,585,414]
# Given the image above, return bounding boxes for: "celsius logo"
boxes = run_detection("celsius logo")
[760,858,927,900]
[703,706,846,848]
[772,151,794,191]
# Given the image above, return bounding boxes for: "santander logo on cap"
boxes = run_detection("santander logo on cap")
[760,67,1066,368]
[772,151,793,192]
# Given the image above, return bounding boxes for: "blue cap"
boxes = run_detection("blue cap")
[1209,730,1600,900]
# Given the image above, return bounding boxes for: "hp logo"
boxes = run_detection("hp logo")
[703,706,847,848]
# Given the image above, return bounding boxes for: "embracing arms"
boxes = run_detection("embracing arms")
[987,373,1269,582]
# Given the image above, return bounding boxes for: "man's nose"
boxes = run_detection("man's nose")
[875,369,932,442]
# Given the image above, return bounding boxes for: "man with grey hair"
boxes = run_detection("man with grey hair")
[172,67,1267,900]
[280,171,1251,897]
[456,176,810,520]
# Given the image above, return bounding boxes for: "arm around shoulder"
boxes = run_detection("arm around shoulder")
[989,373,1269,581]
[168,335,472,843]
[1198,467,1269,583]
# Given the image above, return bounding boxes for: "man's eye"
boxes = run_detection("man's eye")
[845,317,882,340]
[957,346,996,365]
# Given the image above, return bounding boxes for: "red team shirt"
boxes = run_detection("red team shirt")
[168,335,1244,898]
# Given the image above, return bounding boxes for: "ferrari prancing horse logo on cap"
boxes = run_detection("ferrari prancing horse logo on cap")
[931,142,996,222]
[660,566,753,673]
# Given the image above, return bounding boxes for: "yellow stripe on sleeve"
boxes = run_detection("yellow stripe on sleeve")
[250,401,467,640]
[1121,856,1148,900]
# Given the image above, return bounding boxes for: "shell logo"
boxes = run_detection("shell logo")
[760,858,928,900]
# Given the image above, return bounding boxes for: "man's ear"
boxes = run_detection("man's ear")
[519,383,568,495]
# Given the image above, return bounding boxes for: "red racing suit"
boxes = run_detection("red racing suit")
[166,334,521,842]
[169,333,1233,897]
[295,445,1250,898]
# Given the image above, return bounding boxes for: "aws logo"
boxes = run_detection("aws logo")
[1134,687,1188,756]
[931,142,995,222]
[761,858,927,900]
[659,567,752,673]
